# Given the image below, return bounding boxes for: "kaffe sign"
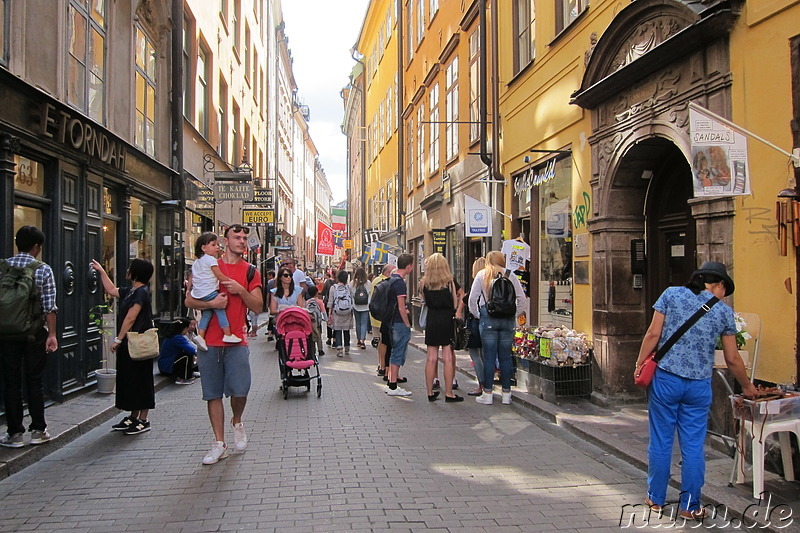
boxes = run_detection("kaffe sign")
[215,182,254,201]
[689,105,751,197]
[317,221,335,256]
[432,230,447,254]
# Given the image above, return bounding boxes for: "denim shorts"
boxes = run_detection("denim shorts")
[197,345,251,400]
[389,322,411,366]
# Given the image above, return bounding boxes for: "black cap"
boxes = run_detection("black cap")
[694,261,735,296]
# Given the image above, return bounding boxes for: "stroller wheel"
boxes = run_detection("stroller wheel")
[283,384,289,399]
[317,380,322,398]
[306,382,311,391]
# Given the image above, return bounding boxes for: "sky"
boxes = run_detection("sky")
[281,1,371,205]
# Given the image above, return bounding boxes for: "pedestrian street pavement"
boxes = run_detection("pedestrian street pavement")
[0,330,765,532]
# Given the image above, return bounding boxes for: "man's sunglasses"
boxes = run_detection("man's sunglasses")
[225,224,250,235]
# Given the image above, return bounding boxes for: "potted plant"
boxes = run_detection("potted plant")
[90,304,117,394]
[714,313,752,368]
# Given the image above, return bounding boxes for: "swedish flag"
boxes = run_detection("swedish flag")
[372,241,390,263]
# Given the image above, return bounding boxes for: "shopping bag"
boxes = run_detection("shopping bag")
[127,328,160,360]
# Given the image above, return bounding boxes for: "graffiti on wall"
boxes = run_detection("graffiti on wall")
[573,191,591,229]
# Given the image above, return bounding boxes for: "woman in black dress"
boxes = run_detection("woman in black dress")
[90,258,155,435]
[421,253,463,402]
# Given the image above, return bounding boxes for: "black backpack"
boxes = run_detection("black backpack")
[369,277,398,322]
[486,269,517,318]
[0,259,44,341]
[353,283,369,305]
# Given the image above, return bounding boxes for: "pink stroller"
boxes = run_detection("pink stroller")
[276,307,322,399]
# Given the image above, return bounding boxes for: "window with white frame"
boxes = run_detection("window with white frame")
[379,99,385,147]
[387,177,395,230]
[429,0,438,19]
[244,23,251,83]
[252,50,258,104]
[428,84,439,175]
[445,57,458,161]
[67,0,106,122]
[182,12,192,118]
[406,118,415,190]
[469,28,480,143]
[232,101,240,165]
[218,77,228,160]
[557,0,587,33]
[416,104,425,184]
[196,44,210,138]
[233,0,241,53]
[134,26,156,156]
[514,0,535,73]
[406,3,414,63]
[416,0,424,45]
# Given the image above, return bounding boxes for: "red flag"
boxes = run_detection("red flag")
[316,221,335,256]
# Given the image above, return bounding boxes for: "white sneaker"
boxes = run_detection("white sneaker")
[202,441,229,465]
[502,392,512,405]
[222,334,242,344]
[30,429,51,445]
[387,387,412,397]
[232,422,248,451]
[195,336,208,351]
[476,392,493,405]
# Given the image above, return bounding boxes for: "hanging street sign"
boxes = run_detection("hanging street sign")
[214,182,254,201]
[253,188,274,204]
[242,208,275,226]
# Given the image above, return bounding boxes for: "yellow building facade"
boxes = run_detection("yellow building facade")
[498,0,800,393]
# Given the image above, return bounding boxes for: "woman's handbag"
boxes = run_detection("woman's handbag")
[465,312,482,348]
[452,317,470,350]
[634,295,719,388]
[127,328,160,360]
[419,304,428,329]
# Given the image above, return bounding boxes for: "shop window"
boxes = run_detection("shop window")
[537,157,573,327]
[556,0,588,34]
[135,26,157,157]
[14,156,45,196]
[103,186,118,215]
[13,205,43,237]
[129,196,155,263]
[101,218,117,289]
[67,0,106,122]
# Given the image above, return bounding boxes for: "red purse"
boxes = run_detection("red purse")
[634,353,657,388]
[634,295,719,389]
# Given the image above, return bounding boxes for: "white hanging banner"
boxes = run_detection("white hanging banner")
[465,195,493,237]
[689,105,751,197]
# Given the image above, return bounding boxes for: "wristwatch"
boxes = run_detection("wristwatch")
[113,338,121,344]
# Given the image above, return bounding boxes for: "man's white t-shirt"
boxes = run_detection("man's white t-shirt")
[292,268,306,288]
[501,239,531,271]
[191,254,220,298]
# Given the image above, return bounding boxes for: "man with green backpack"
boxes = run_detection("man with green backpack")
[0,226,58,448]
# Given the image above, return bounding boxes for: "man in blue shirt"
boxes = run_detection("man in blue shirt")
[0,226,58,448]
[386,253,414,397]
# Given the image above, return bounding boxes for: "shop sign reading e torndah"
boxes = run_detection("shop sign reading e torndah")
[37,103,127,172]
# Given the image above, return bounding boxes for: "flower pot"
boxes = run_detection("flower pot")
[714,349,749,368]
[96,368,117,394]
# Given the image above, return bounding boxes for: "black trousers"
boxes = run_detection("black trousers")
[0,329,48,435]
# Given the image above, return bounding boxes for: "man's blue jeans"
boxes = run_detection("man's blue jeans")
[478,308,514,391]
[647,367,712,511]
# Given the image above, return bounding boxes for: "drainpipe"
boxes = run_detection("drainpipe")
[350,50,367,257]
[396,0,405,248]
[490,0,504,249]
[171,0,185,317]
[478,0,491,174]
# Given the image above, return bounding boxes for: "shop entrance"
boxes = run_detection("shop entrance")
[644,143,696,316]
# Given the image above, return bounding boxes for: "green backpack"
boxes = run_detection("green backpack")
[0,259,44,340]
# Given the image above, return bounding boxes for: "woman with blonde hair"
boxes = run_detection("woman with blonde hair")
[468,251,526,405]
[421,253,463,402]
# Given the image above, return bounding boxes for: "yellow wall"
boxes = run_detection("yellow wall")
[729,0,800,383]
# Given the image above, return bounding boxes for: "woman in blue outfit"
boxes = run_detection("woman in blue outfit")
[468,251,526,406]
[635,262,756,520]
[269,266,305,315]
[158,317,198,384]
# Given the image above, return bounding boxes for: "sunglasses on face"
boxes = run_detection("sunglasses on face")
[281,273,292,278]
[226,224,250,235]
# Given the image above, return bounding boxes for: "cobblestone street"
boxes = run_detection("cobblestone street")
[0,333,747,532]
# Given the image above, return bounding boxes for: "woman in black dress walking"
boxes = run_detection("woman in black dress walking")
[421,253,463,402]
[90,258,156,435]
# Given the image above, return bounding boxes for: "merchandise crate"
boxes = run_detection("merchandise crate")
[528,357,592,403]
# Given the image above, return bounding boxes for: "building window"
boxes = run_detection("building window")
[445,57,458,161]
[556,0,587,33]
[469,28,480,143]
[134,27,156,157]
[252,50,259,103]
[232,101,240,165]
[196,44,210,138]
[416,104,425,184]
[0,0,8,66]
[406,2,414,63]
[244,23,251,84]
[406,118,415,190]
[416,0,425,45]
[182,12,193,118]
[218,77,228,160]
[233,0,241,54]
[514,0,535,74]
[428,84,439,175]
[219,0,228,24]
[67,0,106,122]
[429,0,438,19]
